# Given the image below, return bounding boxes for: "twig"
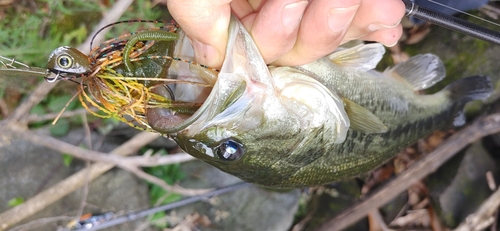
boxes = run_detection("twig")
[118,153,195,167]
[314,113,500,231]
[0,131,158,231]
[368,209,392,231]
[82,113,92,150]
[80,0,134,53]
[453,187,500,231]
[7,216,75,231]
[7,81,57,124]
[5,125,203,194]
[77,113,92,226]
[25,108,94,124]
[6,124,194,167]
[76,161,91,226]
[119,165,210,196]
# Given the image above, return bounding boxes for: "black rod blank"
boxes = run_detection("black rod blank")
[402,0,500,45]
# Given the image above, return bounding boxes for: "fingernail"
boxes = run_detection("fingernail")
[328,5,359,32]
[368,20,401,31]
[383,40,399,47]
[282,1,308,28]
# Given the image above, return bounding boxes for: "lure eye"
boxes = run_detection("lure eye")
[215,139,244,161]
[57,55,73,68]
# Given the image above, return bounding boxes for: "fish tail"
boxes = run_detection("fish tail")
[444,75,492,126]
[445,75,492,102]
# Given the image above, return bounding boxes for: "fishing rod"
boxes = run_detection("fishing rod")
[71,182,251,231]
[402,0,500,46]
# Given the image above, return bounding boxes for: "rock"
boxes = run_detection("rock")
[295,180,368,231]
[427,141,500,228]
[163,160,300,231]
[0,128,153,231]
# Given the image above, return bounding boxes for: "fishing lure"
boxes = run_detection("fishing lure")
[1,20,218,132]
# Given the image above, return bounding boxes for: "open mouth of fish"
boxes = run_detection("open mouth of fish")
[146,16,261,135]
[147,15,349,138]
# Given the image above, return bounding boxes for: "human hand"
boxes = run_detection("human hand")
[167,0,405,68]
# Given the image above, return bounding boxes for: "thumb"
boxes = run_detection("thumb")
[167,0,231,68]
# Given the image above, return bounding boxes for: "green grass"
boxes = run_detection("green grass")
[0,0,164,66]
[143,149,186,228]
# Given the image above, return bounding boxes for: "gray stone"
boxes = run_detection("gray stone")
[427,141,500,228]
[0,128,153,231]
[163,160,300,231]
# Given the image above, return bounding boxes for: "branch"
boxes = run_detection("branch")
[5,124,203,193]
[6,124,195,167]
[121,153,195,167]
[453,186,500,231]
[0,130,158,231]
[25,108,95,123]
[79,0,134,53]
[314,113,500,231]
[120,165,211,196]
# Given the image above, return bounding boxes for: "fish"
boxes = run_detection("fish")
[153,16,492,188]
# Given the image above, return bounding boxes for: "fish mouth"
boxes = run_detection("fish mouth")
[146,74,247,134]
[146,15,267,135]
[146,81,216,134]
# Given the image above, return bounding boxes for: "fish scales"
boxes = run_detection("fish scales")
[275,60,467,186]
[149,16,492,188]
[281,110,456,186]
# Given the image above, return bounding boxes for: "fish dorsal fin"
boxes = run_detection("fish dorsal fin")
[384,54,446,91]
[328,43,385,71]
[342,98,388,133]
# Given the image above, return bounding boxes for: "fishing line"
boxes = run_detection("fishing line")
[426,0,500,28]
[0,55,29,69]
[402,0,500,45]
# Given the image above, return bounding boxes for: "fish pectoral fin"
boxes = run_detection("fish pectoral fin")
[327,43,385,72]
[342,98,388,133]
[384,54,446,91]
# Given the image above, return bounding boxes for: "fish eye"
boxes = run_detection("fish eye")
[57,55,73,68]
[215,139,244,161]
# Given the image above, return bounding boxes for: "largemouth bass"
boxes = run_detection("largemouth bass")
[148,16,493,188]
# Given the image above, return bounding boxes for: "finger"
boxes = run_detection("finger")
[343,0,405,42]
[238,0,308,63]
[352,25,403,47]
[167,0,232,68]
[272,0,361,66]
[231,0,255,18]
